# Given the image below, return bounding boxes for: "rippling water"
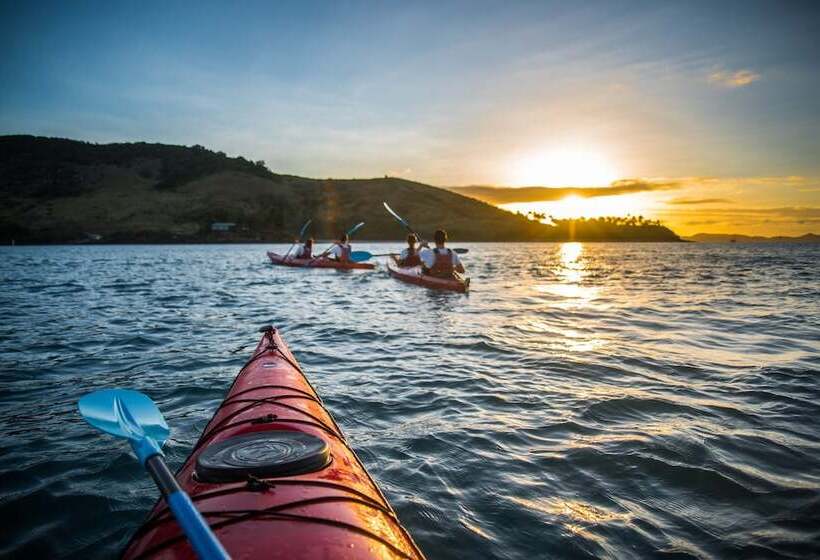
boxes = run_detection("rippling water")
[1,243,819,559]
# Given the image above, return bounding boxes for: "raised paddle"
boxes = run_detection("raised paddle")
[284,219,312,259]
[381,202,469,254]
[383,202,421,240]
[310,222,366,264]
[78,389,230,560]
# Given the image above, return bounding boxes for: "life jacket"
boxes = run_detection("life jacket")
[297,245,312,259]
[423,248,455,278]
[399,247,421,267]
[336,244,351,261]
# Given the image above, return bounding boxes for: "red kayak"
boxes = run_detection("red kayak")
[387,260,469,293]
[123,327,424,559]
[267,251,375,270]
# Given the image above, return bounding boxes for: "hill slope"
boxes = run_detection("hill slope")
[0,136,681,243]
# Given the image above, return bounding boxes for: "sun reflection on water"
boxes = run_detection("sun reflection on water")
[536,242,598,305]
[526,242,608,354]
[560,241,583,267]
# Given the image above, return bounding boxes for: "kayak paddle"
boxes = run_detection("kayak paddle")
[310,222,366,264]
[383,202,419,239]
[78,389,230,560]
[346,221,366,237]
[349,248,468,263]
[349,251,373,262]
[381,203,470,254]
[284,219,312,259]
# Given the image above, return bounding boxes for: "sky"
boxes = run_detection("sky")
[2,1,819,235]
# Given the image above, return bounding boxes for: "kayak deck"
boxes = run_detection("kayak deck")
[122,327,423,559]
[267,251,375,270]
[387,261,469,293]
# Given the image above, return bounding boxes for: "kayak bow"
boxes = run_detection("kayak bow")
[122,327,424,559]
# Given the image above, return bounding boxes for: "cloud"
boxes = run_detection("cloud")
[687,207,820,218]
[447,178,681,204]
[684,175,809,187]
[669,197,730,205]
[708,69,761,88]
[662,206,820,218]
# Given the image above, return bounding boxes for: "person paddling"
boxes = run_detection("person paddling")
[329,233,352,262]
[419,229,465,278]
[295,238,314,259]
[394,233,422,267]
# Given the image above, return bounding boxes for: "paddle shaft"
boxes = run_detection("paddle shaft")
[146,454,182,496]
[284,220,312,259]
[352,247,468,261]
[310,222,364,264]
[283,241,299,259]
[145,455,229,560]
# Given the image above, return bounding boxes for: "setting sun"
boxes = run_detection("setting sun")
[510,149,619,187]
[502,192,655,221]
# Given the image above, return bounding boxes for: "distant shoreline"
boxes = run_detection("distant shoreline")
[9,238,820,247]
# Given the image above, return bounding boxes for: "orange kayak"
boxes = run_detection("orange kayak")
[122,327,424,559]
[387,260,469,293]
[267,251,375,270]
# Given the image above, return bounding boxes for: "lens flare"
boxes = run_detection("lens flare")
[510,149,618,187]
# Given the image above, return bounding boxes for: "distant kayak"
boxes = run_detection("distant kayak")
[387,260,469,293]
[267,251,375,270]
[122,327,424,559]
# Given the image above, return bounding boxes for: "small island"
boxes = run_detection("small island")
[0,136,683,244]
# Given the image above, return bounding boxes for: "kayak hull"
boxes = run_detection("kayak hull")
[387,261,469,293]
[267,251,375,270]
[122,327,423,560]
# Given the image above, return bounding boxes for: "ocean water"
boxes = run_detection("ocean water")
[1,242,818,559]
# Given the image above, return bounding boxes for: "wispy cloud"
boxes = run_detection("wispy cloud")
[684,175,808,187]
[660,206,820,218]
[448,179,680,204]
[707,69,761,88]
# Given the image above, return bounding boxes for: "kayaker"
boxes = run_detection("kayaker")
[296,238,314,259]
[329,233,352,262]
[395,233,422,267]
[419,229,464,278]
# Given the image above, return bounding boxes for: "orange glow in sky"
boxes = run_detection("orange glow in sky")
[502,193,656,222]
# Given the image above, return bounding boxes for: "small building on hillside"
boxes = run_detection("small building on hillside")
[210,222,237,232]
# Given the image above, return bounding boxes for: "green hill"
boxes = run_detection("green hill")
[0,136,681,243]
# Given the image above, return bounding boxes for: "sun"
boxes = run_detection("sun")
[501,193,655,221]
[510,149,618,187]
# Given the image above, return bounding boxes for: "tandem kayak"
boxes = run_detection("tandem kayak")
[387,260,469,293]
[267,251,375,270]
[123,326,424,559]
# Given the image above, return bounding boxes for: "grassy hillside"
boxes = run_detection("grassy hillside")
[1,136,681,243]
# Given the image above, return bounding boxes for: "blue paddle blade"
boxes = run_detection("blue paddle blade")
[79,389,169,447]
[347,221,365,237]
[349,251,372,262]
[299,219,312,239]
